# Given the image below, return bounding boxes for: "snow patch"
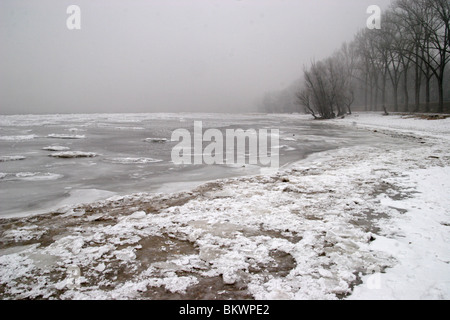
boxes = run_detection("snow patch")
[349,166,450,300]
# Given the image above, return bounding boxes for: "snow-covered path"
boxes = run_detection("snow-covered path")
[0,113,449,300]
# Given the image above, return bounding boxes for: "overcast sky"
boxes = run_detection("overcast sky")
[0,0,392,115]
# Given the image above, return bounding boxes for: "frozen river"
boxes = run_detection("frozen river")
[2,112,444,300]
[0,113,397,217]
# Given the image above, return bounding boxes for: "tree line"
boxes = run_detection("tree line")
[260,0,450,118]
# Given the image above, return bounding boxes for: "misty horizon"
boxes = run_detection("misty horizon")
[1,0,392,115]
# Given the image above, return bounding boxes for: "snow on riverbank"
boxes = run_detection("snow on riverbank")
[349,166,450,300]
[0,113,449,300]
[336,113,450,300]
[331,112,450,140]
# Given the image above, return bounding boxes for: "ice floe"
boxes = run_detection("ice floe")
[48,134,86,139]
[0,172,63,182]
[104,157,163,164]
[0,135,38,141]
[49,151,97,158]
[144,138,168,143]
[115,127,145,131]
[42,146,71,151]
[0,156,26,162]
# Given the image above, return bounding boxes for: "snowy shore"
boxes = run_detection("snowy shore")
[0,113,449,300]
[334,113,450,299]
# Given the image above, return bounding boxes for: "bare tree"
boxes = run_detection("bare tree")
[395,0,450,112]
[300,48,356,119]
[394,0,427,111]
[368,27,391,115]
[293,0,449,117]
[302,61,335,119]
[297,87,317,119]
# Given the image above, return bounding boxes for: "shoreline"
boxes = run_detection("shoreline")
[0,113,449,299]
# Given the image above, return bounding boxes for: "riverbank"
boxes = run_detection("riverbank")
[0,112,449,299]
[333,112,450,299]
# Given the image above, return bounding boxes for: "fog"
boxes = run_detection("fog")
[0,0,392,115]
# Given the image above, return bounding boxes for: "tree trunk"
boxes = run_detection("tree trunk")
[414,60,421,112]
[372,73,379,111]
[382,71,388,115]
[374,83,379,111]
[393,85,399,112]
[437,75,444,113]
[414,46,422,112]
[403,68,409,112]
[425,76,431,112]
[368,75,373,111]
[364,73,368,111]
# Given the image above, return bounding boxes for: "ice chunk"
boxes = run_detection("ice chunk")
[0,135,38,141]
[48,134,85,139]
[144,138,168,143]
[222,270,239,285]
[0,156,26,162]
[114,248,136,261]
[67,128,85,132]
[129,211,147,219]
[49,151,97,158]
[161,275,199,294]
[42,146,70,151]
[2,225,48,242]
[95,263,106,272]
[1,172,64,181]
[104,157,163,164]
[115,127,145,130]
[118,211,147,222]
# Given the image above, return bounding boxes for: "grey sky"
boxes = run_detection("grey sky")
[0,0,392,115]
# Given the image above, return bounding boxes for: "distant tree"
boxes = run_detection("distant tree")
[302,61,335,119]
[290,0,450,116]
[299,48,356,119]
[369,27,391,115]
[296,87,317,119]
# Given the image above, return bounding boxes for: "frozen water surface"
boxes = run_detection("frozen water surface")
[0,113,401,218]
